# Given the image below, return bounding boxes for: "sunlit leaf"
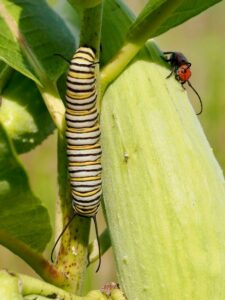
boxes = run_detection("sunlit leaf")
[128,0,223,40]
[153,0,223,37]
[101,0,134,65]
[0,72,55,153]
[0,0,75,85]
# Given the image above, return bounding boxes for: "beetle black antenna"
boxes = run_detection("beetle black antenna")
[51,213,76,263]
[187,80,203,115]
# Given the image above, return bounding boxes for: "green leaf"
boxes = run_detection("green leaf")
[128,0,223,41]
[153,0,223,37]
[0,61,13,93]
[68,0,101,9]
[48,0,80,40]
[0,123,51,251]
[0,0,75,85]
[101,0,134,65]
[0,72,55,153]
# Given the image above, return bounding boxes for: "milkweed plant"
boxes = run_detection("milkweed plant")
[0,0,225,299]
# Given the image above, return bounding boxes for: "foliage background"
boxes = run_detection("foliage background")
[0,0,224,294]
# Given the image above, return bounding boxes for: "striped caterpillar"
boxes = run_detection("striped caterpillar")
[66,47,102,218]
[51,47,102,271]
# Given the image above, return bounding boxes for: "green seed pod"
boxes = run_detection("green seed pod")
[101,41,225,299]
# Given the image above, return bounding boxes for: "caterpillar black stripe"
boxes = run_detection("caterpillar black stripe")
[51,47,102,272]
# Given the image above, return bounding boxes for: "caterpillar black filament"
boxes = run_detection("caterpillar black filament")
[51,47,102,272]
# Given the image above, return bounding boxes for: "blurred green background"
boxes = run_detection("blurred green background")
[0,0,225,294]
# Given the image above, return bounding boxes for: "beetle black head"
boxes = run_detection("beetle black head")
[163,51,191,68]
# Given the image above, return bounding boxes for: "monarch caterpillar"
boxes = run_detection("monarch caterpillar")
[163,51,203,115]
[51,47,102,272]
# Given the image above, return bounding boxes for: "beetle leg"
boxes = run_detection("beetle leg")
[175,74,179,81]
[181,82,186,90]
[166,70,174,79]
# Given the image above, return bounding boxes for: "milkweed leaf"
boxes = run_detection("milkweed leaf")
[0,72,55,153]
[0,123,51,251]
[128,0,223,41]
[0,0,75,85]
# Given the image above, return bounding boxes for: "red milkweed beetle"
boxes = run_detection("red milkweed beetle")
[163,51,203,115]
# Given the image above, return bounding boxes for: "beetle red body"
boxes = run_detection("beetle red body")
[163,51,203,115]
[176,64,192,82]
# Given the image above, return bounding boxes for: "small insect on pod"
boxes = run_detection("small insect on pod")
[163,51,203,115]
